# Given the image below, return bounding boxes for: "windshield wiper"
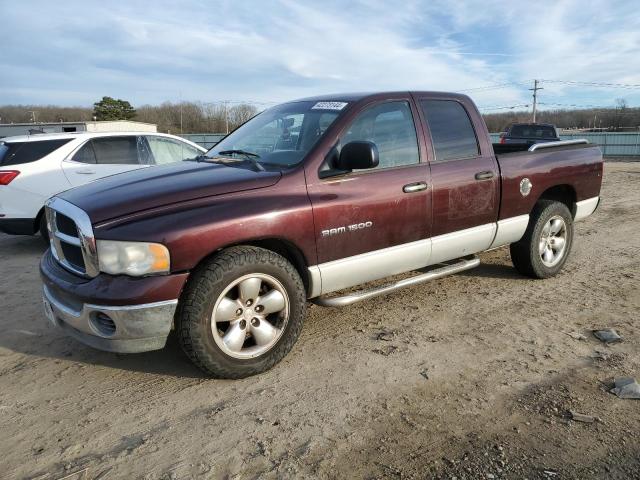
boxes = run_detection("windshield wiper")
[184,155,210,162]
[217,149,265,171]
[218,149,260,158]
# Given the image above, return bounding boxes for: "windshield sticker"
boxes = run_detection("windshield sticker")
[312,101,348,111]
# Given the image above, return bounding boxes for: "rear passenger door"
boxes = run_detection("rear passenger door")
[416,96,499,263]
[62,136,151,187]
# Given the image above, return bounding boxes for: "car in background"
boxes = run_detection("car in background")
[499,123,560,146]
[0,132,205,240]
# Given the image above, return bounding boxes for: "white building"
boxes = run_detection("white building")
[0,120,157,138]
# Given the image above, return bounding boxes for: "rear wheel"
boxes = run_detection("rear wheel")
[510,200,573,278]
[177,246,306,378]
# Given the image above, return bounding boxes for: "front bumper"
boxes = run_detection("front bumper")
[40,249,188,353]
[43,285,177,353]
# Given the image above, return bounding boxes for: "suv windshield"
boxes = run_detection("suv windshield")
[205,101,345,168]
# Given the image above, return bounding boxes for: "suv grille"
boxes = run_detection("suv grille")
[45,198,99,278]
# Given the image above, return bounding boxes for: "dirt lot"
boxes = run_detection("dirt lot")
[0,162,638,480]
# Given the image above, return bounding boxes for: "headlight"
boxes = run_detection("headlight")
[97,240,170,276]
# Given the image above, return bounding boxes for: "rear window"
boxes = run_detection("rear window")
[420,100,479,161]
[509,125,557,138]
[0,139,72,166]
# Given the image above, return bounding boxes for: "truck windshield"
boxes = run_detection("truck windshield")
[205,101,344,168]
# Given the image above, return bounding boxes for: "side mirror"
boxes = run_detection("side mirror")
[337,141,379,171]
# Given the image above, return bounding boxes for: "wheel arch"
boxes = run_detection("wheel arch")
[534,184,577,216]
[34,206,46,234]
[194,237,312,295]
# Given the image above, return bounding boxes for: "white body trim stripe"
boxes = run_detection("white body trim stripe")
[318,238,431,295]
[574,196,599,221]
[429,223,496,265]
[310,221,508,297]
[307,266,323,298]
[489,214,530,249]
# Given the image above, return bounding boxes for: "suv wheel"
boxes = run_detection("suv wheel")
[177,246,306,378]
[510,200,574,279]
[39,214,50,244]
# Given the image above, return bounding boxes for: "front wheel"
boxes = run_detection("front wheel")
[177,246,306,378]
[510,200,574,279]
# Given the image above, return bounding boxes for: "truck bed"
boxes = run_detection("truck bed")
[493,141,603,220]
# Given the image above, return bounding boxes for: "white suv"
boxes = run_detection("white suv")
[0,132,206,240]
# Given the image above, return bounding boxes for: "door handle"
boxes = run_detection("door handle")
[403,182,428,193]
[76,169,96,174]
[475,171,495,180]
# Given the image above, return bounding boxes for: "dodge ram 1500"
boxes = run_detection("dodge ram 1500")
[40,92,602,378]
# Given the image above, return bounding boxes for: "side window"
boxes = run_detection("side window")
[341,101,419,170]
[91,137,140,165]
[420,100,479,161]
[146,136,202,165]
[72,142,97,164]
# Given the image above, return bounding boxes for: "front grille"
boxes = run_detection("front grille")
[46,198,99,278]
[55,213,78,237]
[60,241,85,272]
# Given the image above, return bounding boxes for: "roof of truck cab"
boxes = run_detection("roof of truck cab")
[290,91,472,103]
[509,123,557,128]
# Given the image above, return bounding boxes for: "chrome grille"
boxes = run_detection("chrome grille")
[45,197,99,278]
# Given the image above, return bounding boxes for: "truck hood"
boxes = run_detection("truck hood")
[58,161,282,224]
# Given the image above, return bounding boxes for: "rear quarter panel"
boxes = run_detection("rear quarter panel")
[498,145,603,219]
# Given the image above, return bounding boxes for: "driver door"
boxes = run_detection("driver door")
[306,98,432,294]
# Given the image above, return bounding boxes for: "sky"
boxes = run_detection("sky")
[1,0,639,112]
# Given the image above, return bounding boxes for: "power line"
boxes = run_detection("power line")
[478,104,530,111]
[540,79,640,89]
[459,81,532,93]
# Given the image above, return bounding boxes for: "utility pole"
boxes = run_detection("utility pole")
[529,79,543,123]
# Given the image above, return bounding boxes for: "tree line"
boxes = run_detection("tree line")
[0,97,258,134]
[484,99,640,133]
[1,97,637,134]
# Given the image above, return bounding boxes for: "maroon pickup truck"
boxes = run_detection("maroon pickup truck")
[40,92,602,378]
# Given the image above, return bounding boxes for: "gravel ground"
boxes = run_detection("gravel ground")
[0,162,638,480]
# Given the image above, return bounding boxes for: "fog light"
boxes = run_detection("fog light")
[90,312,116,337]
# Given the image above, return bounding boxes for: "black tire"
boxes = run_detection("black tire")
[510,200,574,279]
[39,214,50,244]
[177,246,306,378]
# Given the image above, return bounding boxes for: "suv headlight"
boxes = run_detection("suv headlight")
[97,240,170,276]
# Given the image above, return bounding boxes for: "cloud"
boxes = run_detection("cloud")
[0,0,638,109]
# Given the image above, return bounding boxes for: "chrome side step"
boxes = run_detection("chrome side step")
[311,256,480,307]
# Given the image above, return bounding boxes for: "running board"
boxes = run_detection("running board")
[311,256,480,307]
